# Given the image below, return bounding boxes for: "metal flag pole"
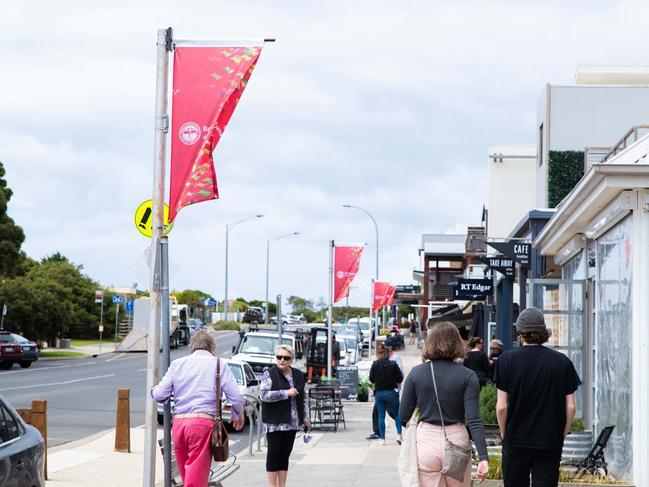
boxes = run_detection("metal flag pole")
[160,238,172,487]
[369,280,374,358]
[143,26,172,487]
[327,240,334,380]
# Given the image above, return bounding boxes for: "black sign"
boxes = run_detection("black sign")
[477,256,515,277]
[336,365,358,398]
[453,278,493,300]
[487,242,531,267]
[395,284,421,294]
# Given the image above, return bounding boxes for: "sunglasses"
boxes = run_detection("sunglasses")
[276,355,293,361]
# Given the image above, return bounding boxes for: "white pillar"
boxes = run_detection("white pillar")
[632,189,649,486]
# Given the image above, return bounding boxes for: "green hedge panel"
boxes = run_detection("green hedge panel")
[548,150,584,208]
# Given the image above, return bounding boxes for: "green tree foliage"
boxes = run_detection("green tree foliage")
[479,383,498,424]
[0,255,102,344]
[286,295,314,313]
[0,162,26,276]
[249,299,276,314]
[172,289,214,307]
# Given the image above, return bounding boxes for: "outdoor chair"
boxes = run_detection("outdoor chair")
[158,438,240,486]
[563,425,615,477]
[309,387,342,431]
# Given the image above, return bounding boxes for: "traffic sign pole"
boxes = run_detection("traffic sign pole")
[114,300,120,350]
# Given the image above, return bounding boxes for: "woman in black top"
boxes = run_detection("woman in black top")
[464,336,489,387]
[369,347,403,445]
[400,322,489,486]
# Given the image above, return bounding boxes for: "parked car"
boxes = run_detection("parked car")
[0,393,45,486]
[346,318,374,347]
[337,324,363,348]
[242,306,264,324]
[0,331,23,370]
[232,328,305,377]
[11,334,39,368]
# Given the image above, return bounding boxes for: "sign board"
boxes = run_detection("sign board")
[134,199,174,238]
[453,278,493,300]
[95,290,104,303]
[112,295,123,304]
[204,298,217,307]
[336,365,358,398]
[395,284,421,294]
[2,304,6,316]
[477,256,515,277]
[98,324,104,333]
[487,242,531,267]
[126,301,134,313]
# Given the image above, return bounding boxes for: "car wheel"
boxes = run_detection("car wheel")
[0,362,12,370]
[19,361,32,368]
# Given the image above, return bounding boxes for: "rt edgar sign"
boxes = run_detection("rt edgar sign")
[453,278,493,299]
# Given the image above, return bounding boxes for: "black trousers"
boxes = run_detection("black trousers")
[502,443,562,487]
[266,430,297,472]
[372,400,396,435]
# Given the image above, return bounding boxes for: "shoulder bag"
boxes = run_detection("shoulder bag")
[211,358,230,462]
[430,361,472,482]
[397,407,420,487]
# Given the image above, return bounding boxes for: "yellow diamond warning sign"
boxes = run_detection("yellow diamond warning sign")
[134,199,173,238]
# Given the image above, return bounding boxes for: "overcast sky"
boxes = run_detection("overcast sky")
[1,1,646,308]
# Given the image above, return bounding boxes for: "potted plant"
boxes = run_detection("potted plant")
[357,378,371,402]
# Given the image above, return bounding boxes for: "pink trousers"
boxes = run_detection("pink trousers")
[172,417,214,487]
[416,422,472,487]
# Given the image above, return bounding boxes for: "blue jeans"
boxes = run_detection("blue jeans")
[374,389,402,439]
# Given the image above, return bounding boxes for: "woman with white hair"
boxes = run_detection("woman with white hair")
[260,344,309,487]
[151,330,245,487]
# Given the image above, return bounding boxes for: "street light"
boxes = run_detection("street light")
[265,232,300,322]
[224,214,264,320]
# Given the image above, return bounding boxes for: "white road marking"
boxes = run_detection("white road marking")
[0,374,115,391]
[106,353,129,362]
[137,368,147,372]
[0,361,98,375]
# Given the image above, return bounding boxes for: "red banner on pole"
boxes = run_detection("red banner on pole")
[334,245,364,303]
[386,285,397,306]
[169,45,263,222]
[372,281,390,312]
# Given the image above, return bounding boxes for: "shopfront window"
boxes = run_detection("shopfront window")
[596,215,632,478]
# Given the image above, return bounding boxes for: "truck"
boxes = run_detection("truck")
[117,297,190,352]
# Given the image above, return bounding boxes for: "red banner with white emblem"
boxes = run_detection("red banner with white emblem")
[334,245,364,303]
[169,45,263,222]
[372,281,390,312]
[386,285,397,306]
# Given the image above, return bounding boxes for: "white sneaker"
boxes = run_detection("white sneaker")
[381,439,386,446]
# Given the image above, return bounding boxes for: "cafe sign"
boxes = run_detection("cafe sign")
[487,242,531,267]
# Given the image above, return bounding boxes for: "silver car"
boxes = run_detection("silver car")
[0,393,45,487]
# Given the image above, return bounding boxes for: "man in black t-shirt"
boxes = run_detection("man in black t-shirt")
[494,307,581,487]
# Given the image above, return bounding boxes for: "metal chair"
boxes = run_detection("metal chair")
[309,387,339,431]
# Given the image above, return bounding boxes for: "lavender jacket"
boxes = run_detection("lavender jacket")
[151,350,245,421]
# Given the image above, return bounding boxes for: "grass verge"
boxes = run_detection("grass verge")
[40,351,86,358]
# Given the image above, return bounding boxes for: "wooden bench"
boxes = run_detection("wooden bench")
[158,438,240,486]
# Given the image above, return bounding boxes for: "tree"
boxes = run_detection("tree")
[0,162,26,277]
[286,295,313,313]
[172,289,215,321]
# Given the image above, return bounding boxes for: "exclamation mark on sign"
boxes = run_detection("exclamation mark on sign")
[139,208,152,229]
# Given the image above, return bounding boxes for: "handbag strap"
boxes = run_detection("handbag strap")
[429,361,448,440]
[215,358,222,419]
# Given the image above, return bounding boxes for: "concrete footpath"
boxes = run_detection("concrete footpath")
[45,341,423,487]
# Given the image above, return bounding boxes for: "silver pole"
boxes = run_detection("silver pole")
[265,240,270,323]
[114,301,119,350]
[277,294,283,339]
[327,240,334,380]
[143,27,171,487]
[224,225,230,321]
[160,238,172,487]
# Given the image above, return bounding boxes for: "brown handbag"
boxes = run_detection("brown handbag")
[210,359,230,462]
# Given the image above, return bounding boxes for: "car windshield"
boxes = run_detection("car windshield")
[343,339,356,349]
[0,334,16,343]
[11,334,29,344]
[227,363,244,385]
[239,335,292,355]
[356,322,370,330]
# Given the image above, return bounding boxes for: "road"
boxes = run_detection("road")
[0,330,243,448]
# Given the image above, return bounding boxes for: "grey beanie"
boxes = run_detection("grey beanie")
[515,307,546,332]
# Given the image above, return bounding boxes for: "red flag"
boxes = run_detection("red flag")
[386,285,397,306]
[334,245,364,303]
[372,281,390,312]
[169,45,263,222]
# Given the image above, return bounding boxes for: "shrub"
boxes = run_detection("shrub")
[212,320,241,331]
[480,383,497,424]
[570,417,585,432]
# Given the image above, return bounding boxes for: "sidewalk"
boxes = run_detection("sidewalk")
[44,340,422,487]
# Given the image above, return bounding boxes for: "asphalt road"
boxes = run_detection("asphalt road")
[0,330,243,448]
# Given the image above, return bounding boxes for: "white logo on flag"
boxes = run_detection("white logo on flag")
[179,122,201,145]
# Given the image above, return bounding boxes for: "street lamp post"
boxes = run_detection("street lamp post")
[224,214,264,320]
[265,232,300,323]
[343,204,379,356]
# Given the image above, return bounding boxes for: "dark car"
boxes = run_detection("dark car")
[11,334,39,368]
[242,306,264,324]
[0,332,22,370]
[0,393,45,486]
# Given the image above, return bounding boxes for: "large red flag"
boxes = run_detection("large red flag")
[334,245,364,303]
[169,45,263,222]
[372,281,390,312]
[386,285,397,306]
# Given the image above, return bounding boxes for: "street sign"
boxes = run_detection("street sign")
[487,241,531,267]
[453,278,493,300]
[2,304,6,316]
[477,255,515,277]
[112,295,123,304]
[126,300,134,313]
[134,199,174,238]
[204,299,217,307]
[99,324,104,333]
[95,290,104,303]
